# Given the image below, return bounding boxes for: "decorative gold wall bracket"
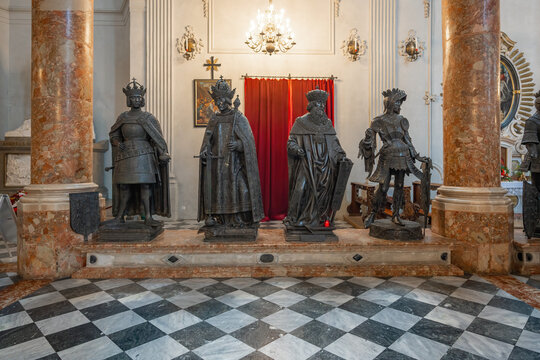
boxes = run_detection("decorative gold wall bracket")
[176,25,204,61]
[399,30,424,62]
[341,28,367,62]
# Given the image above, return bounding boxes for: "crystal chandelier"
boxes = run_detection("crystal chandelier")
[245,0,296,55]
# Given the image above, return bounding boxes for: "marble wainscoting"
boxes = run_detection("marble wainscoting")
[72,228,463,279]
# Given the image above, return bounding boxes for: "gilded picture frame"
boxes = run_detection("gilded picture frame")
[193,79,232,127]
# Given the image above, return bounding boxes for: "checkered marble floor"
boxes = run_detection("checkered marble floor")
[163,219,353,231]
[1,274,540,360]
[0,272,19,291]
[513,274,540,291]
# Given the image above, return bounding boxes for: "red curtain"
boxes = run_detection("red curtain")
[245,78,290,220]
[245,77,335,220]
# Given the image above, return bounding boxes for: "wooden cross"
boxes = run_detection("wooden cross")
[204,56,221,79]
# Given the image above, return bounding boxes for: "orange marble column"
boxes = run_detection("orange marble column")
[18,0,97,279]
[432,0,513,274]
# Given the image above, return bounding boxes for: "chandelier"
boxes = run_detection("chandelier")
[245,0,296,55]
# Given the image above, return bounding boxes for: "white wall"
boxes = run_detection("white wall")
[0,1,9,139]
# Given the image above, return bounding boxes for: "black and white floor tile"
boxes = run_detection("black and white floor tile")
[0,271,19,291]
[513,274,540,291]
[1,274,540,360]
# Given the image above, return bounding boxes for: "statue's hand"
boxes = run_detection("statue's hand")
[228,141,241,152]
[159,154,171,163]
[297,148,306,157]
[118,142,126,151]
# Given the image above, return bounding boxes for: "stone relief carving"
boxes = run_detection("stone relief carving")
[5,154,31,187]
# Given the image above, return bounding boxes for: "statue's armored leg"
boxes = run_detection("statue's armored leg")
[391,171,405,226]
[141,184,159,226]
[115,184,130,223]
[365,175,391,228]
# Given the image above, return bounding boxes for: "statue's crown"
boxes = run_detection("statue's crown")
[382,88,407,102]
[123,78,146,97]
[210,76,236,101]
[306,88,329,103]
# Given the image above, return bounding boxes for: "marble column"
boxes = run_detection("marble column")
[432,0,513,274]
[18,0,98,279]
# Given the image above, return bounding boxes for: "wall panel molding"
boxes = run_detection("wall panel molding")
[369,0,395,120]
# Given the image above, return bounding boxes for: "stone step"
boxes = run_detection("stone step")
[73,228,463,278]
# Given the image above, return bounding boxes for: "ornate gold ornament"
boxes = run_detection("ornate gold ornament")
[341,28,367,62]
[176,26,204,61]
[399,30,424,62]
[500,32,536,161]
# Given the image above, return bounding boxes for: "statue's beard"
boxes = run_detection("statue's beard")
[309,108,327,124]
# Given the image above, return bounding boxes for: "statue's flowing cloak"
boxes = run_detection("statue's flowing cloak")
[109,111,170,217]
[197,110,264,222]
[285,114,345,227]
[521,111,540,173]
[367,114,422,183]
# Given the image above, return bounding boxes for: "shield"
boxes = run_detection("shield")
[523,180,539,239]
[331,158,354,211]
[420,158,433,234]
[69,192,100,242]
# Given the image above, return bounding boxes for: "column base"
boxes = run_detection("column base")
[18,183,105,279]
[431,186,514,274]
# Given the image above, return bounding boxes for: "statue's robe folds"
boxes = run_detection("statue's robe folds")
[285,114,346,228]
[109,111,170,217]
[522,111,540,173]
[197,110,264,223]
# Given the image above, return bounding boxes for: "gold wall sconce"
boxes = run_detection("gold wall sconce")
[399,30,424,62]
[176,25,204,61]
[341,28,367,62]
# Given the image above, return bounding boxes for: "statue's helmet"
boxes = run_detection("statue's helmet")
[382,88,407,112]
[123,78,146,107]
[209,77,236,104]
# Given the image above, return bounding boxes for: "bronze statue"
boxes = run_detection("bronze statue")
[100,78,170,241]
[197,77,263,241]
[521,91,540,238]
[284,88,352,242]
[359,88,430,240]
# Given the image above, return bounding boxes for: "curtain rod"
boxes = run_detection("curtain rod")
[241,73,338,80]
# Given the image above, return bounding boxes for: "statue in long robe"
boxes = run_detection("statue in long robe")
[197,78,263,241]
[284,88,351,239]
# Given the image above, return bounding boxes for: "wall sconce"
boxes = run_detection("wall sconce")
[341,28,367,62]
[176,25,203,61]
[399,30,424,62]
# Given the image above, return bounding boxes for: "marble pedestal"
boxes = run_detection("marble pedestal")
[72,228,463,279]
[432,186,513,275]
[18,183,106,279]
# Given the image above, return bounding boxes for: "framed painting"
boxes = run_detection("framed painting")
[194,79,232,127]
[500,55,520,129]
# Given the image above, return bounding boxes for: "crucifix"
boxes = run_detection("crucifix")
[204,56,221,79]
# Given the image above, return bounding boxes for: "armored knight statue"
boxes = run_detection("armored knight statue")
[284,88,353,242]
[197,77,264,241]
[359,88,430,240]
[100,78,170,242]
[520,91,540,238]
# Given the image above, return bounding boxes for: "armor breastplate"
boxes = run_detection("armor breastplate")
[121,123,147,141]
